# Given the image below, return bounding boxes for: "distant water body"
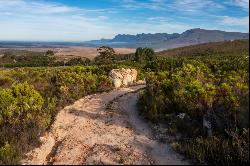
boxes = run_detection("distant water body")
[0,41,131,48]
[0,41,87,48]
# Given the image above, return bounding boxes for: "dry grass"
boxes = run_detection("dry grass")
[0,47,135,60]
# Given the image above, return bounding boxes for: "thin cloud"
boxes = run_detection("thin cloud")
[222,16,249,26]
[119,0,224,12]
[0,0,113,41]
[0,0,248,41]
[0,0,79,14]
[172,0,224,12]
[223,0,249,11]
[234,0,249,10]
[0,0,193,41]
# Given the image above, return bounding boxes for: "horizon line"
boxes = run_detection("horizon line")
[0,28,249,43]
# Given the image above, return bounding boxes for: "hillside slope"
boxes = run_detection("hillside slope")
[156,39,249,57]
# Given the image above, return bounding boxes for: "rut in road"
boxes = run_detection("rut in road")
[22,85,189,165]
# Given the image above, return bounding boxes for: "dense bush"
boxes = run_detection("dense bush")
[176,129,249,165]
[1,54,56,67]
[65,57,91,66]
[0,82,55,164]
[135,47,155,63]
[138,55,249,164]
[0,66,114,164]
[0,61,149,164]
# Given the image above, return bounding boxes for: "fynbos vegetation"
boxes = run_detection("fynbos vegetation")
[0,66,114,164]
[138,43,249,164]
[0,40,249,164]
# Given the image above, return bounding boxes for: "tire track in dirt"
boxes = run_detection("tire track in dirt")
[22,84,188,165]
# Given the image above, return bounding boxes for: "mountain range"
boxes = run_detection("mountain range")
[0,28,248,51]
[84,28,249,50]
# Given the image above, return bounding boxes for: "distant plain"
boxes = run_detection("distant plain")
[0,46,135,60]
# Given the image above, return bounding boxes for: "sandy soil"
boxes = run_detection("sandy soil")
[21,84,188,165]
[0,47,135,60]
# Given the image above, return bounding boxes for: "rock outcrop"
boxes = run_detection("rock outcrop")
[109,68,137,88]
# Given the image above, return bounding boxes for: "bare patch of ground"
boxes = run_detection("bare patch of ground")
[0,47,135,60]
[21,84,188,165]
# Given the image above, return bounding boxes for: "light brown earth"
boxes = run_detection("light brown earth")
[21,84,189,165]
[0,47,135,60]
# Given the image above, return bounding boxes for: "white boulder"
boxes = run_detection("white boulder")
[113,79,122,88]
[109,68,138,88]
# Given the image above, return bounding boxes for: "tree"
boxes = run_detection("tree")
[94,46,116,64]
[2,52,15,59]
[135,47,155,63]
[45,50,54,56]
[135,47,143,62]
[65,57,91,66]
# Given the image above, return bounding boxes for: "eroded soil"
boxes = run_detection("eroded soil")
[22,85,188,165]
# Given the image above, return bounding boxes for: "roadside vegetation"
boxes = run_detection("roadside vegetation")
[0,40,249,164]
[0,66,114,164]
[138,41,249,165]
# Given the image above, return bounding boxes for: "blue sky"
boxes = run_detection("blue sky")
[0,0,249,41]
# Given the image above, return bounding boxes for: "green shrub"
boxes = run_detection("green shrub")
[176,129,249,165]
[0,82,44,126]
[0,66,116,164]
[0,143,19,165]
[0,82,48,164]
[138,55,249,164]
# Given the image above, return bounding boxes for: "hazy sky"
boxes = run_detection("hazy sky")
[0,0,249,41]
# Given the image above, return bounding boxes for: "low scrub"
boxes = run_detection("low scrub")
[138,55,249,164]
[0,66,113,164]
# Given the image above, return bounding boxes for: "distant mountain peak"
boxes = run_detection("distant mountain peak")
[187,28,202,31]
[84,28,249,50]
[111,32,181,43]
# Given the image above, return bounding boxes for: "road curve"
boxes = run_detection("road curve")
[22,84,188,165]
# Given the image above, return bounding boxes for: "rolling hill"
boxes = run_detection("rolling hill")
[156,39,249,57]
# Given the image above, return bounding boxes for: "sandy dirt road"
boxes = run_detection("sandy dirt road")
[22,85,188,165]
